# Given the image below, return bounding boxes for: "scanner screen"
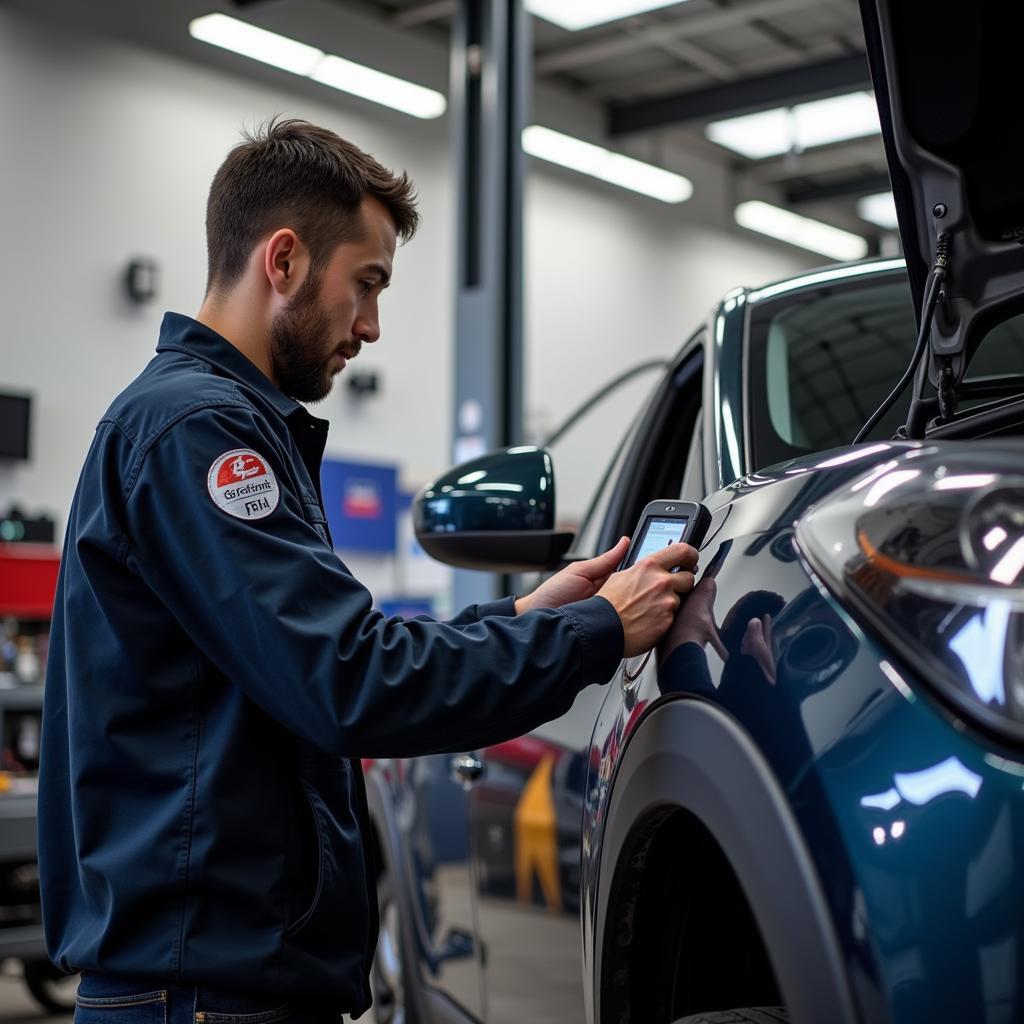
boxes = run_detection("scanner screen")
[630,516,689,565]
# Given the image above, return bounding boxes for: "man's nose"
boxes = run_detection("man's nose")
[355,315,380,344]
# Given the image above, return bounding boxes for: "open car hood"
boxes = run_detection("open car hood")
[859,0,1024,389]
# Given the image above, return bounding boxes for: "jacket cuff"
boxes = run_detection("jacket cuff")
[559,595,625,682]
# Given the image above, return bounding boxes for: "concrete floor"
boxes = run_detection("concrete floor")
[0,968,376,1024]
[0,968,66,1024]
[0,901,589,1024]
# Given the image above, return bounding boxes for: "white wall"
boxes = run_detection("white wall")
[0,4,816,558]
[0,8,453,544]
[524,171,814,521]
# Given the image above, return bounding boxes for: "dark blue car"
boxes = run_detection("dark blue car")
[364,4,1024,1021]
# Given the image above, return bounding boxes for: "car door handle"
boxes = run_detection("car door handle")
[450,753,485,786]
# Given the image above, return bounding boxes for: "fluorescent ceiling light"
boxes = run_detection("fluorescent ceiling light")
[522,126,692,204]
[189,13,322,75]
[857,191,899,230]
[526,0,686,31]
[189,13,445,119]
[706,91,880,160]
[311,55,446,119]
[735,201,868,261]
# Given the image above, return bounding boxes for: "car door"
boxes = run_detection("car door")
[467,334,707,1024]
[382,751,484,1022]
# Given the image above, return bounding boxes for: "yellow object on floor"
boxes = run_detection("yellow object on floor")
[513,752,561,912]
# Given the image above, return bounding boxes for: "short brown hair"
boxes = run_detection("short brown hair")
[205,117,419,293]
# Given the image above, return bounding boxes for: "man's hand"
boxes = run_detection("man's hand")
[515,537,630,616]
[596,542,698,657]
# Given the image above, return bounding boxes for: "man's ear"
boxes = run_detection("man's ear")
[264,229,309,298]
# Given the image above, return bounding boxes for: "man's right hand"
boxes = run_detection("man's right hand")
[597,542,699,657]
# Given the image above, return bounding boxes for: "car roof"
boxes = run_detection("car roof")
[742,256,908,309]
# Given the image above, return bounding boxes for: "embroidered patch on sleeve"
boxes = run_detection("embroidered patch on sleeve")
[207,449,280,520]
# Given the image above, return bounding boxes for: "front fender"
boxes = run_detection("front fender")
[590,697,859,1024]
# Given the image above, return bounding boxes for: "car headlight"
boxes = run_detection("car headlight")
[796,445,1024,744]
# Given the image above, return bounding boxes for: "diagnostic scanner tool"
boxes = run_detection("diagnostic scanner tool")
[620,499,712,572]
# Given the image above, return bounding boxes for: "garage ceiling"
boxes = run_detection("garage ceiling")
[357,0,892,245]
[19,0,892,250]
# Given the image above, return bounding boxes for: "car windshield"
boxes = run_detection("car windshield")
[748,269,1024,470]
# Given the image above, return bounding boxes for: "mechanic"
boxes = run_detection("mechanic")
[39,119,697,1024]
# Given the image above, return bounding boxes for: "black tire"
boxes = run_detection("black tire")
[370,871,417,1024]
[673,1010,789,1024]
[22,959,79,1015]
[675,1011,786,1019]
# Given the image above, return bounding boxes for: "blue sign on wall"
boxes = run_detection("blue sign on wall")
[378,597,435,620]
[320,458,397,553]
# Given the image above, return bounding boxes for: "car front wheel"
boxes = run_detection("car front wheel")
[673,1009,788,1023]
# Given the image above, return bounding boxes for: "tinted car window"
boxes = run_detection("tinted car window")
[968,310,1024,377]
[570,412,643,559]
[749,274,918,469]
[750,273,1024,472]
[570,337,704,559]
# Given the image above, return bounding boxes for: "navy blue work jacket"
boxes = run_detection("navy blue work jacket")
[39,313,623,1013]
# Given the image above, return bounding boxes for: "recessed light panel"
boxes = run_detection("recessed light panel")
[735,201,868,261]
[525,0,686,31]
[857,191,899,230]
[189,13,446,119]
[707,92,880,160]
[523,126,693,204]
[311,55,446,119]
[189,13,322,75]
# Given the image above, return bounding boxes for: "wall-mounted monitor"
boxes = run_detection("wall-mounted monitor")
[0,392,31,461]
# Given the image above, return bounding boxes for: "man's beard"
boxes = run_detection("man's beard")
[269,273,337,403]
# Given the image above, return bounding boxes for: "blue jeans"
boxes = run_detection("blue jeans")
[74,973,349,1024]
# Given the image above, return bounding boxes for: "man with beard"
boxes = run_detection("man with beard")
[39,119,696,1024]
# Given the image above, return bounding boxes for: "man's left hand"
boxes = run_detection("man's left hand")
[514,537,629,615]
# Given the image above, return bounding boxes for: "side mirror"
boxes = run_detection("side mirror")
[413,447,574,572]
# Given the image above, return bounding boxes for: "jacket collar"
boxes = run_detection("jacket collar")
[156,312,301,419]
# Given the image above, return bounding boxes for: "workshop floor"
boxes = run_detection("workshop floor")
[0,970,59,1024]
[0,971,377,1024]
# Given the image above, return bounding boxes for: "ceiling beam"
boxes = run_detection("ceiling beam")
[751,137,886,183]
[390,0,456,28]
[534,0,835,76]
[637,30,738,82]
[785,171,892,205]
[581,33,847,102]
[608,53,870,135]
